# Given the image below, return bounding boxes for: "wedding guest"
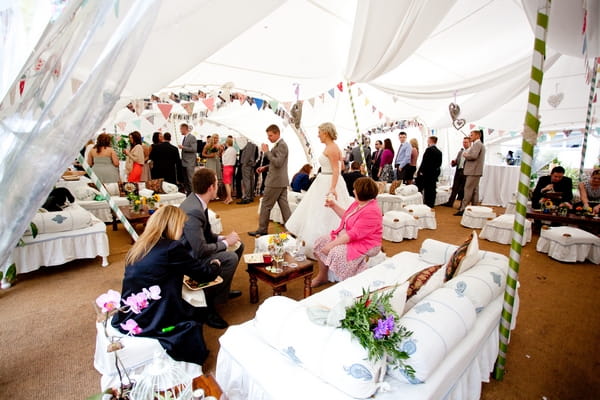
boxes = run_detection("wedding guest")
[149,131,182,185]
[87,133,120,183]
[237,137,258,204]
[291,164,313,192]
[221,136,237,204]
[349,137,372,171]
[378,138,395,183]
[404,138,419,184]
[343,161,364,196]
[311,177,382,287]
[124,131,145,182]
[180,168,244,329]
[178,123,197,194]
[443,136,471,207]
[202,134,224,184]
[455,129,486,216]
[415,136,442,208]
[371,140,383,180]
[577,168,600,213]
[112,205,220,365]
[394,131,411,181]
[531,166,574,209]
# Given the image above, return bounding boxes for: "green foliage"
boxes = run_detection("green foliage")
[30,222,38,238]
[113,134,129,161]
[340,287,415,377]
[5,264,16,283]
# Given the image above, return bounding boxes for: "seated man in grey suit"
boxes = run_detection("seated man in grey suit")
[180,168,244,329]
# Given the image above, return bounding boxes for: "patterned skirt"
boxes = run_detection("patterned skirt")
[313,235,380,281]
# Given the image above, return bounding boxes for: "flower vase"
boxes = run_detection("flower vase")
[269,245,285,273]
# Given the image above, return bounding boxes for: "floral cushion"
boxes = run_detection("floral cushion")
[118,182,139,197]
[389,180,402,195]
[162,181,179,194]
[454,231,480,276]
[404,264,445,312]
[73,185,101,201]
[445,234,473,281]
[144,178,165,194]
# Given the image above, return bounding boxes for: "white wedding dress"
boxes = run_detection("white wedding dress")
[285,153,353,258]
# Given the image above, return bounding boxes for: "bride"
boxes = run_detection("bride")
[286,122,353,258]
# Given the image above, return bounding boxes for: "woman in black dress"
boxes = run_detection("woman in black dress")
[112,205,219,365]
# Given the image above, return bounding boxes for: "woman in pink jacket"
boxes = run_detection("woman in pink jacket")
[311,177,383,287]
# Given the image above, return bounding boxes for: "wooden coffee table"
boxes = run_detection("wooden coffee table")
[247,252,314,304]
[526,208,600,234]
[119,206,152,241]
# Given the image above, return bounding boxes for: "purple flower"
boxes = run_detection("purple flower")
[143,285,162,301]
[373,315,395,339]
[123,292,149,314]
[96,289,121,313]
[120,319,142,335]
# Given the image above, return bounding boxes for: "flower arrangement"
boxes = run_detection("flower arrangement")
[126,193,160,213]
[340,287,415,378]
[267,232,289,272]
[95,286,162,399]
[268,232,289,247]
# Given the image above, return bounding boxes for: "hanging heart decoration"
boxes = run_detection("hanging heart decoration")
[547,92,564,108]
[453,118,466,130]
[448,102,461,120]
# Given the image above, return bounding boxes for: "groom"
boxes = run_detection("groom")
[248,124,291,236]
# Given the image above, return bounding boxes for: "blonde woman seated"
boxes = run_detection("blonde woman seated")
[112,205,220,365]
[311,177,382,287]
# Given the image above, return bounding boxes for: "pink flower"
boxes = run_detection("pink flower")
[120,319,142,335]
[96,289,121,313]
[123,292,149,314]
[143,285,162,301]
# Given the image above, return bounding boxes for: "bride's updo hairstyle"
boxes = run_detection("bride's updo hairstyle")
[318,122,338,140]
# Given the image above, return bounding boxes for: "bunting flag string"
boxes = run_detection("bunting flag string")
[157,103,172,120]
[202,97,215,112]
[327,88,335,98]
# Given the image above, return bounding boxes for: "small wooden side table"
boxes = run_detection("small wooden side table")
[118,206,151,242]
[246,252,314,304]
[192,374,223,398]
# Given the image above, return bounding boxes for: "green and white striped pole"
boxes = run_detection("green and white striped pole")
[76,154,139,242]
[494,0,550,380]
[347,81,369,176]
[579,58,599,180]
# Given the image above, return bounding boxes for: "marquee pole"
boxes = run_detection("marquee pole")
[494,0,550,380]
[579,58,599,180]
[347,81,369,175]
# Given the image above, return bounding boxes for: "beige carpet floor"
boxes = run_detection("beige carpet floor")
[0,199,599,399]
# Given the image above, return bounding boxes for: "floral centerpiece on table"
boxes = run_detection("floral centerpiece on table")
[145,193,161,210]
[267,232,289,272]
[340,287,415,379]
[95,286,162,400]
[126,193,160,213]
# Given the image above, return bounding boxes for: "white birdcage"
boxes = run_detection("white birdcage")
[130,351,193,400]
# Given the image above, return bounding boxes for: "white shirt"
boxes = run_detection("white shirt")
[222,146,237,166]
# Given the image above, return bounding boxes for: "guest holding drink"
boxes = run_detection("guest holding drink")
[311,177,382,287]
[124,131,145,182]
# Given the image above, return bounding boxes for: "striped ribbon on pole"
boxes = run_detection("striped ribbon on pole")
[494,0,550,380]
[579,58,599,180]
[346,81,369,176]
[76,154,139,242]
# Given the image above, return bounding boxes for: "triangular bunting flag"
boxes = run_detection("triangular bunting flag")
[328,88,335,98]
[19,76,25,95]
[283,101,292,112]
[132,119,142,129]
[378,111,383,119]
[489,128,494,134]
[269,100,279,110]
[319,94,325,103]
[238,94,247,104]
[308,98,315,108]
[71,78,83,94]
[469,124,475,130]
[9,86,16,105]
[203,97,215,112]
[117,122,127,131]
[182,102,195,115]
[371,105,376,113]
[357,88,363,96]
[146,115,154,125]
[364,98,370,106]
[392,96,398,103]
[254,98,264,110]
[337,82,343,92]
[157,103,173,120]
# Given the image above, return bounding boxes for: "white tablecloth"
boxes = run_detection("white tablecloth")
[479,164,520,207]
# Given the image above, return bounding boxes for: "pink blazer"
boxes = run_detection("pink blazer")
[330,199,382,260]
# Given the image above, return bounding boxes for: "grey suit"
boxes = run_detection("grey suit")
[180,133,197,193]
[179,194,244,304]
[256,139,291,233]
[459,139,485,211]
[240,142,258,201]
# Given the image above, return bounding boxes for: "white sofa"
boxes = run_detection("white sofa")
[2,204,109,288]
[216,238,518,400]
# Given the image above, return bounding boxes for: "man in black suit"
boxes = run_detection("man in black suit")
[531,165,574,209]
[416,136,443,208]
[343,161,364,196]
[371,140,383,180]
[149,131,182,185]
[179,168,244,329]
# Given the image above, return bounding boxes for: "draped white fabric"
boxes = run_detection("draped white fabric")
[344,0,456,82]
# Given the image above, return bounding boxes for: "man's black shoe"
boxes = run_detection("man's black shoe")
[205,311,229,329]
[248,231,267,237]
[454,210,464,216]
[228,290,242,299]
[441,202,454,207]
[237,199,250,204]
